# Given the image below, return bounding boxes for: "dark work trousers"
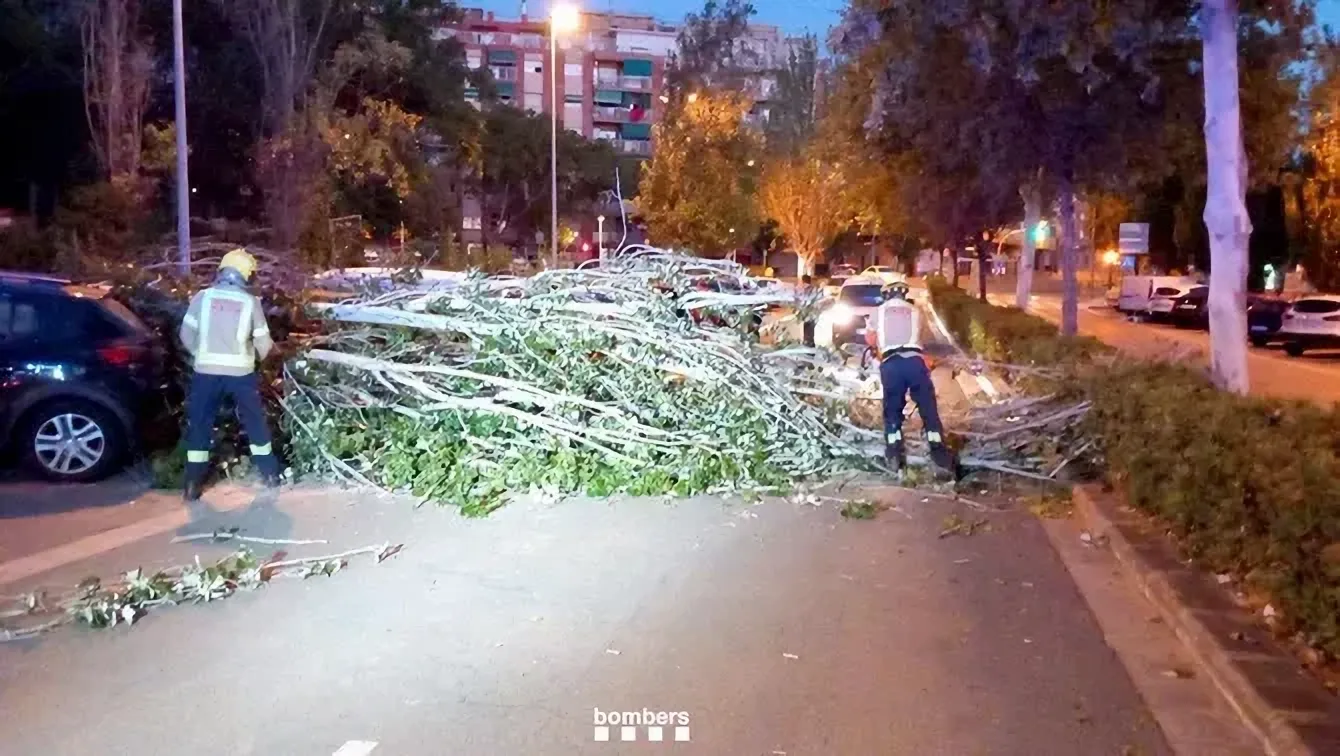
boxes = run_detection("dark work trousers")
[879,352,945,445]
[184,372,280,483]
[803,320,816,347]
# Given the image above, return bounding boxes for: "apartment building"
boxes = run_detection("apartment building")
[438,8,672,158]
[436,8,801,253]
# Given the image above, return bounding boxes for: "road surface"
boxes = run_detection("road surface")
[998,292,1340,406]
[0,482,1186,756]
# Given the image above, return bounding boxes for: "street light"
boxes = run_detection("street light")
[1103,249,1120,287]
[550,3,581,267]
[596,214,606,262]
[172,0,190,274]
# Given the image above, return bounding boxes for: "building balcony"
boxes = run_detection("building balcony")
[490,65,518,81]
[612,139,651,156]
[593,105,630,122]
[593,74,654,91]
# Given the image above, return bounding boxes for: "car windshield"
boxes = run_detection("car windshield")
[1292,299,1340,314]
[868,266,891,272]
[1154,287,1183,296]
[1185,287,1208,299]
[840,285,885,307]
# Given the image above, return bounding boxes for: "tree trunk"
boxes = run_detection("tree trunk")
[950,248,961,287]
[977,245,988,301]
[1015,177,1042,310]
[1058,179,1080,336]
[1201,0,1251,394]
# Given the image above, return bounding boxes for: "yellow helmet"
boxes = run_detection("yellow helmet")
[219,248,258,281]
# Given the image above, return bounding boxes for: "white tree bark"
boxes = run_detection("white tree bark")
[1058,180,1080,336]
[1201,0,1252,394]
[81,0,152,184]
[1015,178,1042,310]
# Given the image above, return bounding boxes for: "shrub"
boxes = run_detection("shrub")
[929,278,1340,658]
[925,276,1106,365]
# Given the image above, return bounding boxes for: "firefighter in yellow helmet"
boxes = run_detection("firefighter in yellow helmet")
[178,248,281,501]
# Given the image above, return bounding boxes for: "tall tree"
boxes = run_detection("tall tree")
[638,91,760,255]
[667,0,757,94]
[80,0,152,186]
[468,106,616,251]
[764,34,819,155]
[1202,0,1252,393]
[757,149,849,275]
[218,0,336,249]
[838,0,1198,334]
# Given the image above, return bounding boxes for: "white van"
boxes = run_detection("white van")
[1116,276,1202,316]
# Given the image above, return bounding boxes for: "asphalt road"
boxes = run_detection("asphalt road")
[999,291,1340,406]
[0,484,1173,756]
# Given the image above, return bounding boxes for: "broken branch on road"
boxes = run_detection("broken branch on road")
[0,541,402,642]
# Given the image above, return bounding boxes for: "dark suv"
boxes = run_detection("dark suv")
[0,273,161,482]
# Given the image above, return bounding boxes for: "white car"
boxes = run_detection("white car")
[813,277,887,349]
[861,265,904,285]
[1147,282,1200,317]
[1279,295,1340,356]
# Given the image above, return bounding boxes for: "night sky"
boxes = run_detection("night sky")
[471,0,1340,39]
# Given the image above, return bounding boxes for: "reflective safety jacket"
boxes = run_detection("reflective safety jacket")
[179,285,273,376]
[874,299,922,356]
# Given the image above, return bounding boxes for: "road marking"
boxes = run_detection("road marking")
[333,742,378,756]
[0,487,256,587]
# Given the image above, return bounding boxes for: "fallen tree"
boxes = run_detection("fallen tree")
[282,249,876,514]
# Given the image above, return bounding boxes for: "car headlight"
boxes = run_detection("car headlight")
[831,303,855,324]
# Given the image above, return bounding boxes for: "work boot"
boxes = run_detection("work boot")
[183,461,208,503]
[884,440,906,473]
[929,442,956,479]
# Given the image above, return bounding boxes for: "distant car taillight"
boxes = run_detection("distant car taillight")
[97,341,147,368]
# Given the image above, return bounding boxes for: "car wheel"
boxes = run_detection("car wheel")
[1285,342,1306,358]
[19,399,126,483]
[1249,335,1268,348]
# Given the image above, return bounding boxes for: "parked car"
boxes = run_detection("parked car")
[860,265,904,285]
[1116,275,1201,317]
[1168,286,1208,329]
[1247,296,1289,347]
[0,274,162,482]
[813,277,888,349]
[1279,295,1340,356]
[823,264,859,297]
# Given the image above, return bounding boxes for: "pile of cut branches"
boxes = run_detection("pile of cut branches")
[949,393,1095,482]
[283,248,874,514]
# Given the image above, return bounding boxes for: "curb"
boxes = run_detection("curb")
[1071,485,1340,755]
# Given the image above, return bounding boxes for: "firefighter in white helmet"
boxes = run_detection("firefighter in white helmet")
[864,280,954,475]
[178,248,281,501]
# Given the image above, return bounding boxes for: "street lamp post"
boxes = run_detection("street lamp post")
[172,0,190,275]
[550,4,581,268]
[596,214,606,263]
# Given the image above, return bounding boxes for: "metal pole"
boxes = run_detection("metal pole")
[172,0,190,275]
[550,29,559,268]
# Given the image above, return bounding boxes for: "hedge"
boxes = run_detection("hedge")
[927,277,1340,659]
